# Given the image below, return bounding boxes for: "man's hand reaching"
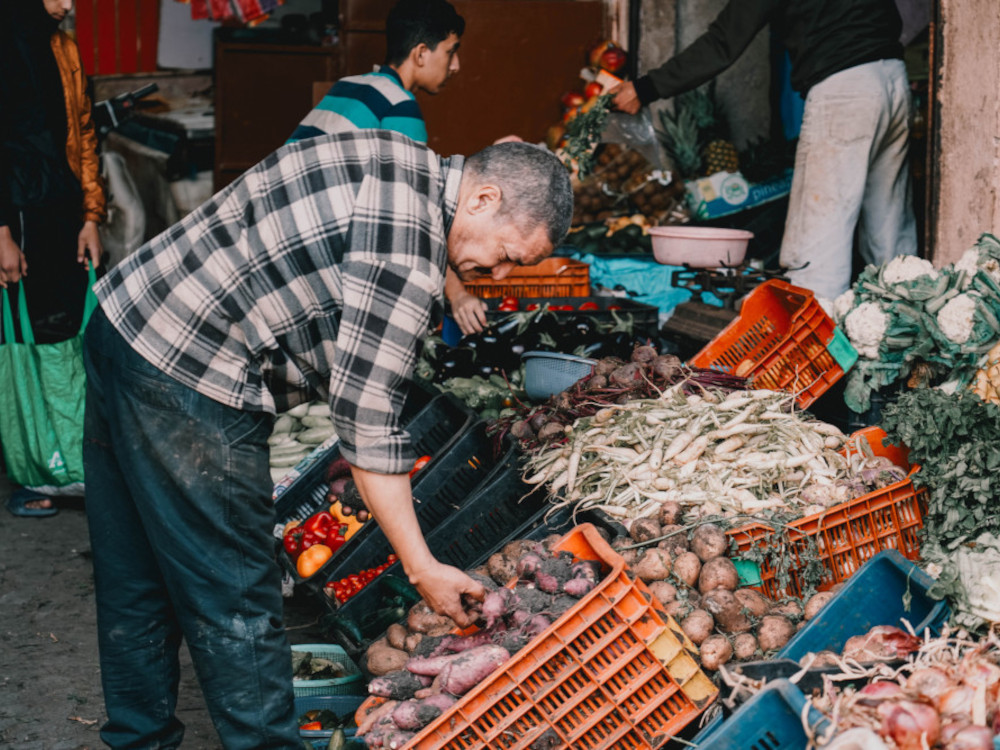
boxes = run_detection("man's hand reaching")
[406,559,486,628]
[610,81,642,115]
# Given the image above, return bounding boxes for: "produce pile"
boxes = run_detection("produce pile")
[612,512,839,671]
[356,538,610,747]
[772,628,1000,749]
[268,401,338,483]
[516,368,905,525]
[834,234,1000,412]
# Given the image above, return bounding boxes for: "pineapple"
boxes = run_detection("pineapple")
[702,139,740,175]
[658,105,703,179]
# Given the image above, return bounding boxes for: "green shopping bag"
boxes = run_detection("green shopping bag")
[0,266,98,488]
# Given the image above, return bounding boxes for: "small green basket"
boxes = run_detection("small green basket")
[291,643,364,697]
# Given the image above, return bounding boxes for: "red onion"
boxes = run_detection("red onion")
[938,685,976,720]
[858,680,905,705]
[906,667,955,702]
[940,720,972,745]
[879,701,941,750]
[945,724,994,750]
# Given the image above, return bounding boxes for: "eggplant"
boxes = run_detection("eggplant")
[433,346,475,382]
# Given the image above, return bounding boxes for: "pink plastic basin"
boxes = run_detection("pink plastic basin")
[648,225,753,267]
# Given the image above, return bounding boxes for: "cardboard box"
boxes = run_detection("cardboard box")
[685,168,793,220]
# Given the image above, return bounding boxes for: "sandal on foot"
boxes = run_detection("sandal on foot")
[5,488,58,518]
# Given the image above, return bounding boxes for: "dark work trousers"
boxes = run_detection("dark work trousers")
[9,199,94,343]
[81,308,299,750]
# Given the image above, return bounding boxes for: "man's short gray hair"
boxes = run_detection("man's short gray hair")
[463,142,573,247]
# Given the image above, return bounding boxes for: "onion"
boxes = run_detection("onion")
[937,685,976,720]
[906,667,955,702]
[946,725,994,750]
[858,680,905,705]
[879,701,940,750]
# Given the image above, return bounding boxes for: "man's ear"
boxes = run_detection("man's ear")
[464,184,502,215]
[410,42,430,68]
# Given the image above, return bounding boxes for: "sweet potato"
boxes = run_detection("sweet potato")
[733,588,771,618]
[670,552,702,588]
[386,623,409,651]
[384,730,416,749]
[405,651,461,677]
[634,548,672,582]
[368,669,429,700]
[803,591,835,621]
[690,524,728,562]
[657,501,682,526]
[697,556,739,593]
[732,632,759,661]
[391,699,443,731]
[515,552,544,580]
[563,577,596,598]
[481,587,520,629]
[699,634,733,671]
[366,638,410,676]
[487,552,518,585]
[628,517,661,543]
[647,580,678,608]
[355,698,399,736]
[407,602,455,636]
[757,615,796,652]
[437,645,510,696]
[701,588,752,634]
[680,609,715,645]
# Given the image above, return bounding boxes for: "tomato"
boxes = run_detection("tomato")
[551,304,575,312]
[578,302,600,311]
[584,81,603,100]
[296,543,333,578]
[560,90,585,109]
[498,302,519,312]
[599,47,627,74]
[501,296,519,308]
[388,554,398,563]
[525,303,540,312]
[409,455,432,478]
[282,527,304,559]
[300,721,323,731]
[607,304,623,311]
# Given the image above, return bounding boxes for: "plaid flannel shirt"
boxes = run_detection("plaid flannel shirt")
[94,130,464,474]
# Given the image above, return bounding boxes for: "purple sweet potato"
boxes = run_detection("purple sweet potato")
[562,577,596,598]
[437,645,511,696]
[383,730,416,749]
[405,652,461,677]
[481,588,520,629]
[418,692,458,713]
[390,699,443,731]
[515,552,545,580]
[519,614,551,639]
[368,669,429,700]
[570,560,602,582]
[534,571,561,594]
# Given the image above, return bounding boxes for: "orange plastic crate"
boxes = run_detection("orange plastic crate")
[689,279,858,408]
[727,427,927,599]
[381,524,717,749]
[463,257,590,299]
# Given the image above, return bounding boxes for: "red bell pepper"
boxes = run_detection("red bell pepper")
[303,510,334,540]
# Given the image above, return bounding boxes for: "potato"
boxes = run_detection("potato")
[647,580,678,608]
[690,524,728,562]
[680,609,715,645]
[733,588,771,618]
[757,615,796,652]
[487,552,517,585]
[670,552,702,588]
[386,623,408,651]
[541,534,564,551]
[629,517,662,544]
[407,602,455,636]
[403,632,423,653]
[665,599,694,619]
[701,588,752,634]
[365,638,409,676]
[768,598,803,620]
[731,632,759,661]
[699,634,733,671]
[697,556,739,594]
[657,501,683,526]
[656,525,690,557]
[803,591,835,621]
[620,548,640,567]
[634,548,673,582]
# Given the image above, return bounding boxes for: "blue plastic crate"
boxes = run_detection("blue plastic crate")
[694,679,827,749]
[779,549,950,662]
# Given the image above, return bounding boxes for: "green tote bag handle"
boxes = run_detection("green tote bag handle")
[0,263,98,345]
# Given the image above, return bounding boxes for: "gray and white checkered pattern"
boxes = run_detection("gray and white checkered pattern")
[95,130,464,473]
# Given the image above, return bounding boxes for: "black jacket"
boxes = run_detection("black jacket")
[635,0,904,105]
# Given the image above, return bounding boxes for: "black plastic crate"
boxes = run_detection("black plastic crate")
[296,418,500,595]
[484,296,658,337]
[275,392,476,586]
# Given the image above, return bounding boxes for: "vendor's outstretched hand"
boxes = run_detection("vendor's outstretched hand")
[610,81,641,115]
[451,291,488,336]
[408,560,486,628]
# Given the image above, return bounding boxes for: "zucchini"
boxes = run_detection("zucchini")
[297,427,338,445]
[301,415,333,429]
[285,403,310,419]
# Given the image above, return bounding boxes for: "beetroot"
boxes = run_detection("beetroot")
[535,571,561,594]
[519,614,550,640]
[481,588,520,629]
[570,560,601,582]
[562,577,596,598]
[516,553,544,580]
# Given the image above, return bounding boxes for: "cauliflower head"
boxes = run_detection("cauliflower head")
[882,255,938,285]
[844,301,889,359]
[937,293,977,344]
[832,289,855,323]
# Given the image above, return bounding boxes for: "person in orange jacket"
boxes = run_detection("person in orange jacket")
[0,0,106,517]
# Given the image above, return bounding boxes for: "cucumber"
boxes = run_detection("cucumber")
[297,427,338,445]
[272,414,299,434]
[285,403,310,419]
[307,403,331,417]
[301,415,333,429]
